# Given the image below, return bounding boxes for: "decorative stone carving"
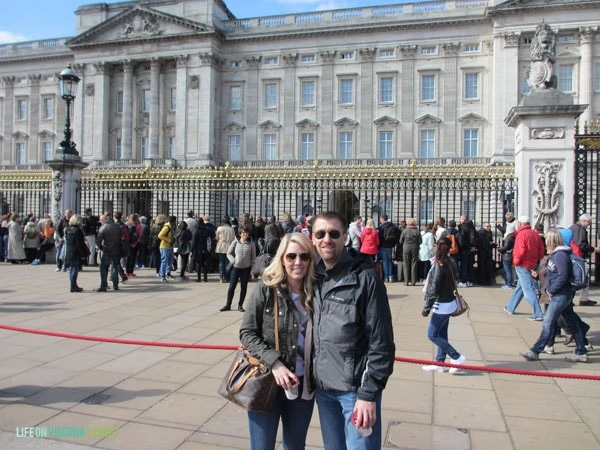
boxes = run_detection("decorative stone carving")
[189,75,199,90]
[282,53,298,66]
[579,26,597,44]
[176,55,188,68]
[199,52,221,67]
[85,84,95,96]
[224,122,245,132]
[502,32,520,47]
[524,21,557,90]
[245,56,262,69]
[319,51,336,63]
[11,131,29,140]
[38,130,56,139]
[93,62,106,74]
[399,45,417,57]
[531,128,565,139]
[121,14,162,38]
[532,160,562,231]
[442,42,460,55]
[72,63,85,74]
[373,116,400,128]
[359,48,376,60]
[51,170,63,216]
[28,74,42,84]
[258,120,282,131]
[2,76,15,87]
[295,119,319,130]
[333,117,358,129]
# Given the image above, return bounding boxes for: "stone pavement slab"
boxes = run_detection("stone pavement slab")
[0,263,599,449]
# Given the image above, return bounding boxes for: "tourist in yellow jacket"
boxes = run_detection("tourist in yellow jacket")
[158,215,176,282]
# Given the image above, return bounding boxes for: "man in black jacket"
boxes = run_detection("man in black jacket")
[95,214,122,292]
[311,211,395,449]
[570,213,599,306]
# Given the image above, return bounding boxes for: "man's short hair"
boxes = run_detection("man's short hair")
[380,214,388,221]
[579,213,592,222]
[313,211,347,232]
[518,215,530,224]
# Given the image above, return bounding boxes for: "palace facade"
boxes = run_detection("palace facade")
[0,0,598,223]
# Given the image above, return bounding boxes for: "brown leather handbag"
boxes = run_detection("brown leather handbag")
[218,289,279,412]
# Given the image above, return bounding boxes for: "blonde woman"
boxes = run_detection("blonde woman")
[240,232,316,449]
[359,218,380,260]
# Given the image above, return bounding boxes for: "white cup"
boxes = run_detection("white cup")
[284,384,298,400]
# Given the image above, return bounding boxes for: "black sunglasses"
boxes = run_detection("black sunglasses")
[284,252,311,262]
[314,229,342,240]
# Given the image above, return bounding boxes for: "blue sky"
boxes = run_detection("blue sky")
[0,0,406,43]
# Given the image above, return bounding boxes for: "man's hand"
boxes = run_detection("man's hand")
[352,399,376,428]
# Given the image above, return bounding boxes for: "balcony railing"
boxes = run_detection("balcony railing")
[221,0,488,31]
[0,38,69,56]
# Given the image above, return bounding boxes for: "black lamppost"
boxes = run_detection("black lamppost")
[58,64,80,156]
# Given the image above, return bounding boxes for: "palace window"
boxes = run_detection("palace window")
[42,142,52,162]
[338,132,353,159]
[140,137,148,159]
[464,44,480,52]
[463,129,479,157]
[421,46,436,55]
[339,79,354,105]
[464,72,480,101]
[379,49,394,58]
[16,142,26,164]
[228,135,241,161]
[141,89,150,112]
[300,133,314,160]
[263,134,277,160]
[301,54,316,63]
[596,63,600,91]
[558,64,574,93]
[421,74,436,102]
[379,77,393,104]
[115,138,122,160]
[230,86,242,110]
[420,129,435,158]
[419,198,434,224]
[168,136,175,158]
[264,83,277,109]
[301,80,315,107]
[340,51,355,60]
[379,131,393,159]
[42,97,53,120]
[116,91,123,113]
[169,87,176,111]
[264,57,278,66]
[16,99,27,121]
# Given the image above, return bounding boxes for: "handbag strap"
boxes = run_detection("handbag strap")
[448,261,461,297]
[273,288,279,353]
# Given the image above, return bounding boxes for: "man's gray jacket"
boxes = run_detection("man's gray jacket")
[313,250,395,401]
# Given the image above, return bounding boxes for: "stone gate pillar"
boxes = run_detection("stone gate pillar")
[505,90,587,230]
[47,152,89,227]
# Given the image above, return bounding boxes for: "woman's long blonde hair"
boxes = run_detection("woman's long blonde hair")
[261,232,316,313]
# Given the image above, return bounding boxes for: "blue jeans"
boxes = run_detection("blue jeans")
[160,248,174,279]
[316,389,382,450]
[378,247,393,281]
[506,266,543,318]
[532,293,587,355]
[218,253,228,280]
[68,265,79,289]
[248,379,314,450]
[55,241,64,269]
[427,312,461,362]
[100,252,120,289]
[502,259,514,286]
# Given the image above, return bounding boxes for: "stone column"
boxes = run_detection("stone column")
[121,60,133,159]
[92,62,110,160]
[358,48,375,159]
[149,58,160,159]
[505,90,587,228]
[442,43,459,157]
[492,32,520,162]
[1,77,15,163]
[399,45,416,159]
[175,55,188,159]
[578,27,596,126]
[27,74,42,162]
[282,53,298,159]
[245,56,261,160]
[319,51,336,159]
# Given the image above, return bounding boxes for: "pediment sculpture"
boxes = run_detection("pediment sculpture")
[121,14,163,38]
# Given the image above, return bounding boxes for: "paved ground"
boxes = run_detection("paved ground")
[0,263,599,450]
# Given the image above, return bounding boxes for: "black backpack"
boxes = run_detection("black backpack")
[127,224,138,245]
[382,224,400,246]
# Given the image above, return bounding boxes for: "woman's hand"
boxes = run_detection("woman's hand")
[271,360,298,390]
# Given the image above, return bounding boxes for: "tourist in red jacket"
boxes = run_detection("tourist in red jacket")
[360,219,380,260]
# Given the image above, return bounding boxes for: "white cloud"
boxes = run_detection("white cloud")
[315,1,353,11]
[0,31,27,44]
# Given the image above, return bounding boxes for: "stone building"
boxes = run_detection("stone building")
[0,0,598,222]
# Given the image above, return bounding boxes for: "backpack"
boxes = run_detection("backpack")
[119,223,130,257]
[570,253,588,291]
[383,224,399,246]
[448,233,460,255]
[127,224,138,245]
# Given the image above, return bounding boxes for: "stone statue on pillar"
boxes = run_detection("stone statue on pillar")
[525,21,557,90]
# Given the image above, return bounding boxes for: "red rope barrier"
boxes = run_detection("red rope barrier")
[1,324,598,381]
